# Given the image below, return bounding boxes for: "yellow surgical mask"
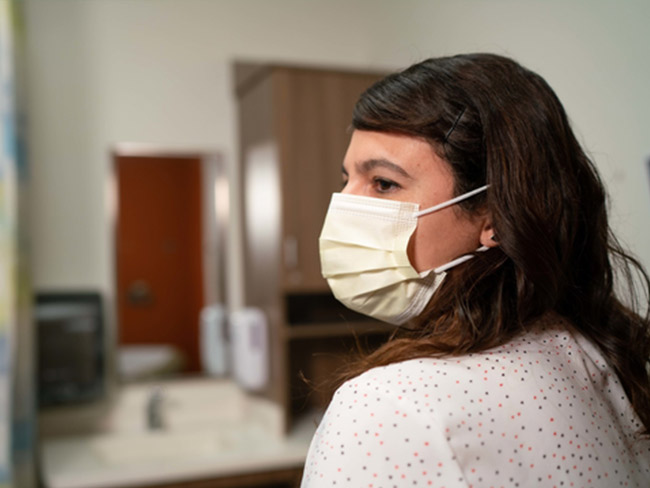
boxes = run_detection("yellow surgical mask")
[318,185,488,325]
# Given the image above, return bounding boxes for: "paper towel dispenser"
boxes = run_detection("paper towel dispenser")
[35,291,105,407]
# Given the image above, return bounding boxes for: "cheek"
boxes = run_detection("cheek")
[406,212,482,272]
[407,226,444,273]
[407,221,444,273]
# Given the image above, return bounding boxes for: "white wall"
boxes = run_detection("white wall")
[25,0,650,311]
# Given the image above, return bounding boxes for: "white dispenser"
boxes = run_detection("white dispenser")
[199,304,228,376]
[229,307,269,391]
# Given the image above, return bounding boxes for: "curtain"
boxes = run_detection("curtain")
[0,0,34,486]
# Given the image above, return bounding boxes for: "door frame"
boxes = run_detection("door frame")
[109,144,228,378]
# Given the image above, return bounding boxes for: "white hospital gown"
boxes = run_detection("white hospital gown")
[301,316,650,487]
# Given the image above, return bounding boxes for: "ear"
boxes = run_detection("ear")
[478,216,499,248]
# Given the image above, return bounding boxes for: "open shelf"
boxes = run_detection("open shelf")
[285,321,393,340]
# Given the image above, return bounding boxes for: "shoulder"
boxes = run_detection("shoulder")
[302,359,469,487]
[302,317,650,487]
[323,360,434,429]
[334,356,474,404]
[327,317,589,423]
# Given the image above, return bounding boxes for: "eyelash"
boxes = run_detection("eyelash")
[373,177,400,193]
[340,175,401,193]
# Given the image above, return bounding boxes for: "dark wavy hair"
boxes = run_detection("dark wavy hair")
[343,53,650,434]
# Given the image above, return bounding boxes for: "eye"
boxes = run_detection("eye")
[373,177,400,193]
[340,166,350,190]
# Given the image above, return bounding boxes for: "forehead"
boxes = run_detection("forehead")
[344,130,452,180]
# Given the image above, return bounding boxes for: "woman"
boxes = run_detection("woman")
[302,53,650,487]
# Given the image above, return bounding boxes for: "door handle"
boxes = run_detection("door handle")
[126,280,154,306]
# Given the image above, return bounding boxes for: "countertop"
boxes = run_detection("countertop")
[38,378,319,488]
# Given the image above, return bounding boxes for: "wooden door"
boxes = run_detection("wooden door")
[115,155,204,372]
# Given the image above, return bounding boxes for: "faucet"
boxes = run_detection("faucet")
[146,387,165,430]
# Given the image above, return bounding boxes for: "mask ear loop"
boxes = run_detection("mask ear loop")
[416,182,490,273]
[416,185,489,218]
[433,246,489,273]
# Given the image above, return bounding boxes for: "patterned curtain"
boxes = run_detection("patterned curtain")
[0,0,34,486]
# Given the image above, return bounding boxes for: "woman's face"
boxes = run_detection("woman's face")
[341,130,493,272]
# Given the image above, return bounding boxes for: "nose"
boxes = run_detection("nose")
[340,177,362,195]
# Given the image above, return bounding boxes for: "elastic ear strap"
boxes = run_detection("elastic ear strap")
[416,185,489,218]
[433,245,489,273]
[444,107,467,142]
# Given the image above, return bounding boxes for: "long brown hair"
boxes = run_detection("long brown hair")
[344,53,650,434]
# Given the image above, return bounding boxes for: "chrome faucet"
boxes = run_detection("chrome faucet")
[146,387,165,430]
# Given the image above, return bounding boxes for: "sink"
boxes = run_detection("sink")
[103,378,256,434]
[87,380,283,467]
[88,424,274,467]
[38,378,264,438]
[40,378,290,486]
[89,431,226,466]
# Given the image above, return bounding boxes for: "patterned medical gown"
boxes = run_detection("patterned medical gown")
[301,314,650,487]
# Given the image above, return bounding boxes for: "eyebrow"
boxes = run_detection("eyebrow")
[342,158,413,179]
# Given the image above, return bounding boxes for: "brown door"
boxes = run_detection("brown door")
[115,155,204,372]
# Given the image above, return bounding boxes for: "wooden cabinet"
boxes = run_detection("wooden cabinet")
[236,64,392,429]
[275,68,374,291]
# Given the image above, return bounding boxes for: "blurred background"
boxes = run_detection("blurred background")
[1,0,649,487]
